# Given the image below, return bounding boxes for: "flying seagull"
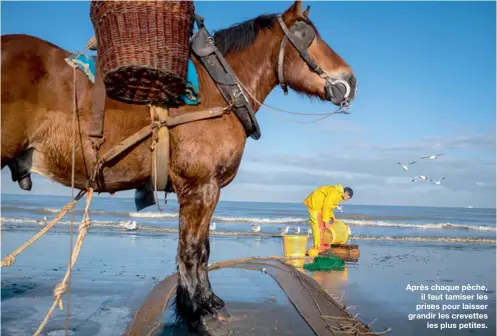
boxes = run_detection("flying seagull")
[412,175,430,182]
[420,154,443,160]
[430,177,446,185]
[397,161,417,171]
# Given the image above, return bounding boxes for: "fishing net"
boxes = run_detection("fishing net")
[303,256,346,271]
[125,256,391,336]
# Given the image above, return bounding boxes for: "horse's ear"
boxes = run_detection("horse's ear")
[303,5,310,18]
[282,0,304,23]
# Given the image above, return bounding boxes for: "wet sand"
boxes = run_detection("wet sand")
[1,230,496,335]
[307,241,496,335]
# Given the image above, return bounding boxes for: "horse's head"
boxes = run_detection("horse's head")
[277,0,357,107]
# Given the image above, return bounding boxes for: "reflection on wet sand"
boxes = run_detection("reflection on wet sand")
[283,258,350,298]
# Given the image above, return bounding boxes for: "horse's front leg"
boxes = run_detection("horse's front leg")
[175,180,230,335]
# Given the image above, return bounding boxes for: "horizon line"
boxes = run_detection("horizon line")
[0,192,494,210]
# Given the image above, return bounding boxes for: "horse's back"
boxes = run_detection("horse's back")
[1,33,69,55]
[1,34,73,105]
[2,33,69,70]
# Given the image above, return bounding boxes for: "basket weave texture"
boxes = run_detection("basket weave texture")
[90,0,195,105]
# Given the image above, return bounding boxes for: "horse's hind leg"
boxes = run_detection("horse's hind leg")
[175,180,229,335]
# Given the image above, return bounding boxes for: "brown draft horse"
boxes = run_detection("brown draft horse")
[1,1,356,334]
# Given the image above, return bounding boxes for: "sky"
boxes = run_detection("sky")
[1,1,496,208]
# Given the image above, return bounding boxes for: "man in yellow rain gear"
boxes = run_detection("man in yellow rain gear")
[303,184,353,252]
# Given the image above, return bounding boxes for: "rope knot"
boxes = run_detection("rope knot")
[1,255,15,267]
[54,283,67,298]
[53,282,67,311]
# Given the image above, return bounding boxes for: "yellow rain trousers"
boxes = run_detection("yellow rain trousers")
[307,209,325,248]
[304,184,345,248]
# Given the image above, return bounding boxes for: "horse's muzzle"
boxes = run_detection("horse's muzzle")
[325,74,357,106]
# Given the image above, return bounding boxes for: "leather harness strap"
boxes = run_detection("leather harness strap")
[89,56,106,150]
[166,107,226,127]
[277,36,289,95]
[191,14,261,140]
[150,105,170,198]
[88,107,227,191]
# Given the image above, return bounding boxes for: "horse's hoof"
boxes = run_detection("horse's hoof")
[195,316,231,336]
[18,175,32,191]
[215,306,232,323]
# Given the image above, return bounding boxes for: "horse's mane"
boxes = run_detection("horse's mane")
[213,14,278,56]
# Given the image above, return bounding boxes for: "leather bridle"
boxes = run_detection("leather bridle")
[276,16,354,108]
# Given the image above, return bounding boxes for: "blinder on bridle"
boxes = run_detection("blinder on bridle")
[277,16,352,108]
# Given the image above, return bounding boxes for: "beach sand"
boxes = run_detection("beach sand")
[1,230,495,335]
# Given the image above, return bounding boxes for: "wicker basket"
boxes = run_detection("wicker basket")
[90,0,195,105]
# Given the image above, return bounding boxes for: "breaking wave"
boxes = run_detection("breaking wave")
[1,214,495,232]
[0,217,119,228]
[129,212,178,219]
[0,220,495,245]
[128,212,306,224]
[127,213,495,231]
[343,219,496,232]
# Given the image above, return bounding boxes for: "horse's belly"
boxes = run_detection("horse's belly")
[30,149,72,186]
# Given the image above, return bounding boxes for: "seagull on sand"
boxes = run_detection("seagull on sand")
[306,228,312,236]
[279,225,290,235]
[209,222,216,231]
[292,226,301,234]
[430,177,446,185]
[397,161,417,171]
[119,220,137,231]
[251,224,261,232]
[420,154,443,160]
[37,216,48,226]
[412,175,430,182]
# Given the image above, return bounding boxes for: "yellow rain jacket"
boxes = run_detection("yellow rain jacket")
[303,184,345,223]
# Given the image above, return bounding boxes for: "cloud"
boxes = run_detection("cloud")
[2,133,495,208]
[233,133,496,207]
[349,133,496,152]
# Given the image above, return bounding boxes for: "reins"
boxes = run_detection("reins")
[234,78,352,124]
